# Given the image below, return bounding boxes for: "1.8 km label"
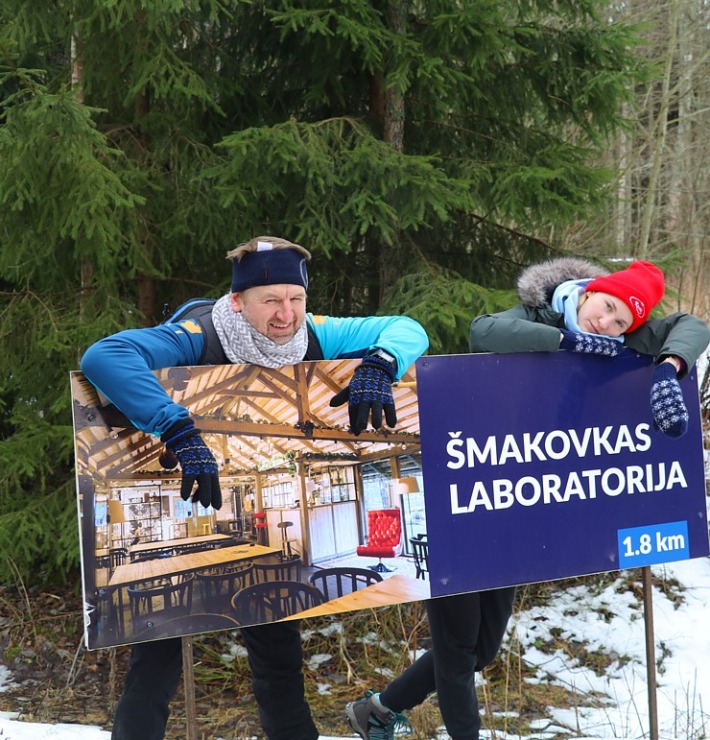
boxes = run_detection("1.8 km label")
[617,520,689,568]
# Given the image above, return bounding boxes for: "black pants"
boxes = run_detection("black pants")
[111,621,319,740]
[380,588,516,740]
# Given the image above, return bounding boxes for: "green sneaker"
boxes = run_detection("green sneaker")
[345,690,411,739]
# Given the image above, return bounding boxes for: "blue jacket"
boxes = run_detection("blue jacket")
[81,310,429,436]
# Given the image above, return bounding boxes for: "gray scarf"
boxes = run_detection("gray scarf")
[211,294,308,367]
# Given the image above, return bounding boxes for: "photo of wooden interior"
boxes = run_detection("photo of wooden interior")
[71,359,431,649]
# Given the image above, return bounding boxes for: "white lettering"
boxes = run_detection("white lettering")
[515,477,541,507]
[444,422,657,471]
[450,483,467,514]
[466,481,494,512]
[542,474,563,503]
[626,465,645,493]
[615,425,636,453]
[492,479,515,509]
[653,463,666,491]
[634,423,652,451]
[446,432,465,469]
[593,426,615,455]
[467,436,497,467]
[448,462,687,515]
[544,430,571,460]
[499,435,524,464]
[522,431,546,462]
[568,427,592,457]
[562,472,586,501]
[667,461,687,489]
[601,468,625,496]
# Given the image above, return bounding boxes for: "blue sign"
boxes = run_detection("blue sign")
[415,352,708,598]
[618,520,689,568]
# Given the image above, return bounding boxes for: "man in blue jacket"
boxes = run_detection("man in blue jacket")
[81,235,429,740]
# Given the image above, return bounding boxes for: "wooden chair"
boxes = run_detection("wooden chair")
[230,580,324,625]
[356,508,403,572]
[409,536,430,580]
[127,573,194,634]
[252,557,302,584]
[109,547,127,568]
[308,567,383,600]
[95,553,111,570]
[195,562,254,610]
[92,585,125,643]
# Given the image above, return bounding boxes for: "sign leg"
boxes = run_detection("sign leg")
[182,635,198,740]
[641,566,659,740]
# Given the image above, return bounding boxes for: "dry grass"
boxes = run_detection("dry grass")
[0,568,688,739]
[187,597,608,739]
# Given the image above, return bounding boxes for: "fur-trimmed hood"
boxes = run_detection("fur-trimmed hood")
[517,257,608,307]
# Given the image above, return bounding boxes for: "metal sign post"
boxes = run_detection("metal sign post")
[642,566,659,740]
[182,636,198,740]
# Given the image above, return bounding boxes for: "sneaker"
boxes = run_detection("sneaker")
[345,690,410,739]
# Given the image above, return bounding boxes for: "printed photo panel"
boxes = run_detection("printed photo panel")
[72,359,427,650]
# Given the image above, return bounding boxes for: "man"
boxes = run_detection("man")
[81,235,429,740]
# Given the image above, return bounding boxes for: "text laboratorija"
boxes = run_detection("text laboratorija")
[445,424,686,514]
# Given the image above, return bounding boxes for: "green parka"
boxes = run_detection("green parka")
[469,257,710,377]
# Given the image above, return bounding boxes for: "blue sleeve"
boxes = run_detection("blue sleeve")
[307,314,429,378]
[80,321,206,435]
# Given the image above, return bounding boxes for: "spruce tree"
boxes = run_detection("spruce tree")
[0,0,641,585]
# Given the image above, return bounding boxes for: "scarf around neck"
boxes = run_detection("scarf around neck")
[551,279,624,343]
[211,294,309,367]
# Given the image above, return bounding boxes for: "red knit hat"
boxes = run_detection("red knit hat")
[585,260,665,332]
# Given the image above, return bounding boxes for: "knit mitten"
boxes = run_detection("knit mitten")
[330,355,397,435]
[161,419,222,509]
[650,363,689,439]
[559,328,625,357]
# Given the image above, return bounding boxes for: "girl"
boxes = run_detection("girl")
[470,257,710,439]
[346,258,709,740]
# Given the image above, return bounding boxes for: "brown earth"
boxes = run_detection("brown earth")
[1,574,651,739]
[0,581,434,739]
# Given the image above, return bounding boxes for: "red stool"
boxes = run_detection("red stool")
[253,512,267,545]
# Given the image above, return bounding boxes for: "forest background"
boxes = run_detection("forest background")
[0,0,709,736]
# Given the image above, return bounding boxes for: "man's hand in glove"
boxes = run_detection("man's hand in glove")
[329,351,397,435]
[161,419,222,509]
[559,328,625,357]
[650,362,689,438]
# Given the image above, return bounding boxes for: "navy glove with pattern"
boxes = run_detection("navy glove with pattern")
[650,362,689,438]
[161,419,222,509]
[330,354,397,435]
[559,328,625,357]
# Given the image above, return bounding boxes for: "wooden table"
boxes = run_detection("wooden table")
[109,544,279,587]
[99,544,280,639]
[128,533,232,560]
[286,574,431,620]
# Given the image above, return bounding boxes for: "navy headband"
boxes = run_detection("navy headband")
[231,242,309,293]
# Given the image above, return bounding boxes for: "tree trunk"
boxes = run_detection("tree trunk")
[637,0,679,257]
[378,0,408,304]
